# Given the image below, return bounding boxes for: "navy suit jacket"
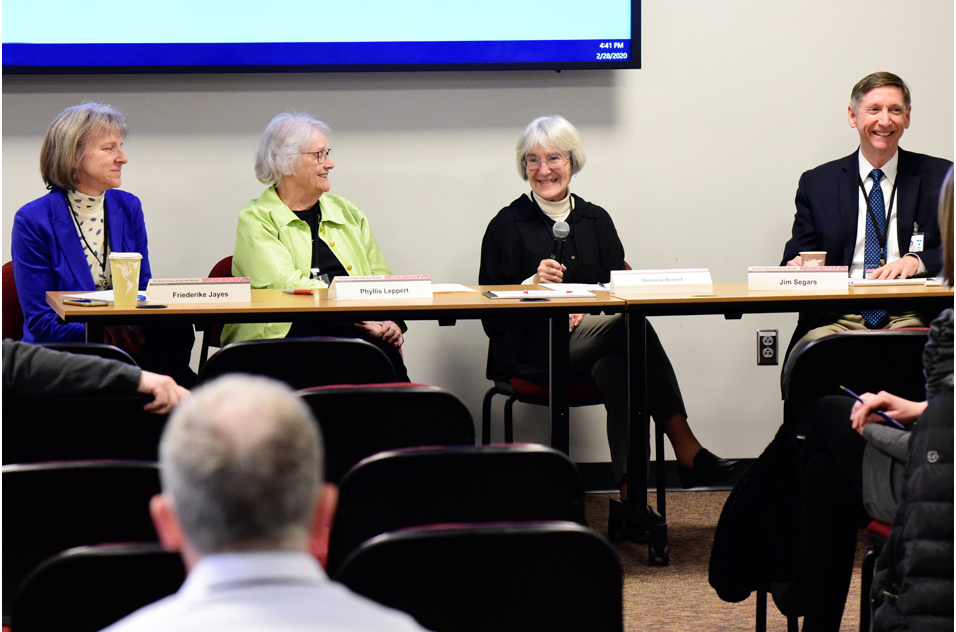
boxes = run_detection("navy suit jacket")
[780,148,952,354]
[11,188,152,342]
[781,148,951,272]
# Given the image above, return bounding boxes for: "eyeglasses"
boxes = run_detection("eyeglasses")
[301,148,332,163]
[524,154,570,170]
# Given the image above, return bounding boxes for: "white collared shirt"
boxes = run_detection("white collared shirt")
[101,551,429,632]
[851,149,925,278]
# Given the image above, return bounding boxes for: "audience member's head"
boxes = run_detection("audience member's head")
[940,166,954,287]
[150,375,335,569]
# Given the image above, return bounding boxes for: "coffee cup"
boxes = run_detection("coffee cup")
[109,252,143,307]
[799,251,827,267]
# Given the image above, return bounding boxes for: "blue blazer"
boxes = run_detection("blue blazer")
[11,188,152,342]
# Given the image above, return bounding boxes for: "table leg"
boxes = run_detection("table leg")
[549,314,570,454]
[608,311,669,565]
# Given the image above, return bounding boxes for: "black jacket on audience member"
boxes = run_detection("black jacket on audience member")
[871,388,954,631]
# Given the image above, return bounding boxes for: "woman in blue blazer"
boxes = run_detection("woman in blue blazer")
[12,102,151,343]
[11,102,194,385]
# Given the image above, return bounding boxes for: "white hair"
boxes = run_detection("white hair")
[159,375,323,555]
[254,113,331,186]
[514,115,586,181]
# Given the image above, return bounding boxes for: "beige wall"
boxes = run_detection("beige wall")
[3,0,953,462]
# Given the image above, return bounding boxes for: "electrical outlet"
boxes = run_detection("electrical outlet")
[757,329,778,365]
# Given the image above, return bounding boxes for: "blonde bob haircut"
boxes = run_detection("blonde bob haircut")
[40,101,129,191]
[255,113,331,186]
[515,115,586,181]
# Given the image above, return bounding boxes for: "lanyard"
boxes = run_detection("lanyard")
[65,191,110,274]
[857,175,897,265]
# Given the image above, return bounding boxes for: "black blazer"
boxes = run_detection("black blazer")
[478,193,625,380]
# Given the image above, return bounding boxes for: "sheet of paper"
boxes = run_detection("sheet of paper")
[430,283,479,293]
[541,283,605,292]
[63,290,147,301]
[849,278,931,286]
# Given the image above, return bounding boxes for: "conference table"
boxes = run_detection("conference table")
[46,286,626,455]
[48,281,954,565]
[612,281,954,565]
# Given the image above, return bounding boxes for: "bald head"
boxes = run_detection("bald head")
[158,375,323,555]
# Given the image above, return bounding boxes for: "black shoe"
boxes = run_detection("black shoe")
[770,580,805,618]
[677,449,738,489]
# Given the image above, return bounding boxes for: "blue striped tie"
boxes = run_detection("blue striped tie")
[862,168,888,327]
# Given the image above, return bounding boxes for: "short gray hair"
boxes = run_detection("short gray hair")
[255,113,331,186]
[159,375,323,555]
[40,101,129,191]
[850,72,911,112]
[515,115,586,181]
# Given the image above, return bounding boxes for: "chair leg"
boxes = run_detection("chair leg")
[655,419,666,520]
[860,546,878,632]
[504,396,517,443]
[481,388,496,445]
[755,588,767,632]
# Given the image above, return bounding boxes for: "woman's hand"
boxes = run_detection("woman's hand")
[850,390,927,435]
[534,258,566,284]
[355,320,404,350]
[569,313,585,332]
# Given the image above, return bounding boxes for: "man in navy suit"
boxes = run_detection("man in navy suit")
[780,72,953,386]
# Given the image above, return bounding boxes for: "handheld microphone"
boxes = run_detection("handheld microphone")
[550,221,570,263]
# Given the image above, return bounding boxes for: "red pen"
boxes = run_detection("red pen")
[282,289,314,295]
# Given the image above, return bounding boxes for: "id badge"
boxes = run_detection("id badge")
[910,232,924,253]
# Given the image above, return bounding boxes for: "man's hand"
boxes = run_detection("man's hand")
[569,313,585,332]
[849,390,927,435]
[867,255,920,280]
[138,371,190,414]
[786,255,803,267]
[534,259,566,284]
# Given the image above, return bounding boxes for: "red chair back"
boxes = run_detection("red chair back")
[3,261,24,341]
[198,256,233,367]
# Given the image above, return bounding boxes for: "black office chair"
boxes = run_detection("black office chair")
[784,328,929,439]
[1,461,161,623]
[38,341,138,365]
[197,336,396,389]
[297,383,476,485]
[327,444,585,575]
[10,543,185,632]
[335,521,623,632]
[2,393,167,464]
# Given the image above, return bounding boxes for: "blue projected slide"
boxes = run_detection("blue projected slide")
[3,1,640,72]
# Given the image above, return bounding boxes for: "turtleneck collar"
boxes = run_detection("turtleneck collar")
[531,190,573,223]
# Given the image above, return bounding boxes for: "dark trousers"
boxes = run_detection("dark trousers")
[797,396,868,631]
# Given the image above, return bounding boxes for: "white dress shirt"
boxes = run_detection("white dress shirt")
[100,551,430,632]
[851,149,925,278]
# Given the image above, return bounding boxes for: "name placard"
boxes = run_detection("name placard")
[609,268,713,295]
[146,277,252,303]
[747,266,849,291]
[328,275,432,300]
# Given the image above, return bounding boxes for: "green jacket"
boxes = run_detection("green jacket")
[222,186,393,343]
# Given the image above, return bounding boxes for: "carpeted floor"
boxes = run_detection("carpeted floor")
[584,491,869,631]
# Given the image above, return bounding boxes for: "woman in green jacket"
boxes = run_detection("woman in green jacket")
[223,113,407,380]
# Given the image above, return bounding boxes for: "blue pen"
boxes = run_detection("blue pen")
[839,385,906,430]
